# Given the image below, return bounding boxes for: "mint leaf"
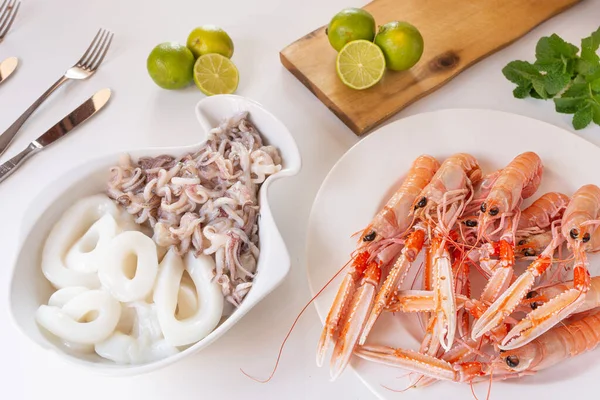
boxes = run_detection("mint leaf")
[554,97,584,114]
[513,85,531,99]
[502,61,550,98]
[554,83,589,113]
[562,82,590,98]
[581,27,600,63]
[592,101,600,125]
[534,59,565,75]
[533,34,579,96]
[578,60,599,77]
[573,104,593,129]
[536,34,579,63]
[532,80,549,99]
[586,69,600,84]
[535,34,579,80]
[530,90,543,100]
[544,71,572,95]
[578,27,600,78]
[592,78,600,92]
[502,61,541,87]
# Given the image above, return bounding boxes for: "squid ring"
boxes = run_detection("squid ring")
[46,287,95,353]
[64,214,120,274]
[176,274,198,319]
[36,289,121,344]
[153,249,224,347]
[42,195,121,289]
[95,302,179,364]
[98,231,159,302]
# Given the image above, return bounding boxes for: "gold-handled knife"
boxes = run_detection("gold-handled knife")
[0,57,18,85]
[0,88,111,184]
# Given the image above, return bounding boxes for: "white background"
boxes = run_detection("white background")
[1,0,599,399]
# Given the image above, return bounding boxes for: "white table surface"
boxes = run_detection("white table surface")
[1,0,599,399]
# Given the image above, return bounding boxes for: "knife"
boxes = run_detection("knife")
[0,57,18,85]
[0,88,111,184]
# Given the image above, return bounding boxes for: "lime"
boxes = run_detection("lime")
[336,40,385,90]
[187,25,234,59]
[374,21,424,71]
[193,53,239,95]
[327,8,376,52]
[147,42,195,89]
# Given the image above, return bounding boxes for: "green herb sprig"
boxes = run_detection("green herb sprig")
[502,27,600,130]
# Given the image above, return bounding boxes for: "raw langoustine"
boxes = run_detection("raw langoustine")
[317,151,600,390]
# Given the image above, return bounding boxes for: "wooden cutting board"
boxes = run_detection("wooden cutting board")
[280,0,582,136]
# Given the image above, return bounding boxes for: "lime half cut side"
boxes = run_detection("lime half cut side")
[193,53,239,96]
[336,40,385,90]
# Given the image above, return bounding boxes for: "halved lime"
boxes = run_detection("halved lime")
[193,53,239,95]
[336,40,385,90]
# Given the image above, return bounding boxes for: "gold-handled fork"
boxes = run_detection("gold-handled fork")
[0,28,114,158]
[0,0,21,43]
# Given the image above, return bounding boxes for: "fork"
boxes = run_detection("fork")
[0,0,21,43]
[0,28,114,158]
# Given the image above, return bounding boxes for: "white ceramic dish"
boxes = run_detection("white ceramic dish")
[8,94,301,376]
[306,109,600,399]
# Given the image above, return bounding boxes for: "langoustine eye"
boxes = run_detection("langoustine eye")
[362,231,376,242]
[414,197,427,209]
[526,290,542,309]
[464,219,477,227]
[505,355,520,368]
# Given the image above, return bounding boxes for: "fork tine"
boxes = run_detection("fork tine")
[90,32,113,71]
[80,29,107,68]
[0,1,19,38]
[0,0,10,15]
[0,0,17,37]
[85,29,110,69]
[0,0,12,30]
[76,29,103,66]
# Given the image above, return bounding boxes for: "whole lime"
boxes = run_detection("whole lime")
[327,8,376,52]
[374,21,424,71]
[187,25,234,58]
[147,42,195,89]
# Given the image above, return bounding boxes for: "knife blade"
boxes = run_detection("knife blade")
[0,57,18,85]
[0,88,111,184]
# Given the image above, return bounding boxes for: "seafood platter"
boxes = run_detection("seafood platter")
[307,109,600,398]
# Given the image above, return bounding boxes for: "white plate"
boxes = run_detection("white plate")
[306,109,600,399]
[8,94,301,376]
